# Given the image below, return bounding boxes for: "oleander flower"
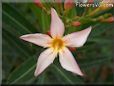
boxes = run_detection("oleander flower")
[20,8,92,77]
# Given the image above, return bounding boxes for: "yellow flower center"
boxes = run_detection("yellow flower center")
[51,37,64,52]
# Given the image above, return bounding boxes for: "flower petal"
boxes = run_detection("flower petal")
[63,26,92,47]
[34,48,57,76]
[50,8,64,38]
[59,47,83,76]
[20,33,51,48]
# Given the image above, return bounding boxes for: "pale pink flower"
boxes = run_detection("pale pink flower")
[20,8,92,77]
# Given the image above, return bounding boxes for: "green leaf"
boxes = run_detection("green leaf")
[30,4,50,33]
[88,37,112,45]
[2,3,38,36]
[80,56,112,69]
[7,56,36,84]
[51,64,84,84]
[91,23,114,37]
[3,29,31,59]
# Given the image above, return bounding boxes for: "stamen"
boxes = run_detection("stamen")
[51,37,64,52]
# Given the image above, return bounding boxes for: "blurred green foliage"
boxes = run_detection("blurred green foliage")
[2,2,114,85]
